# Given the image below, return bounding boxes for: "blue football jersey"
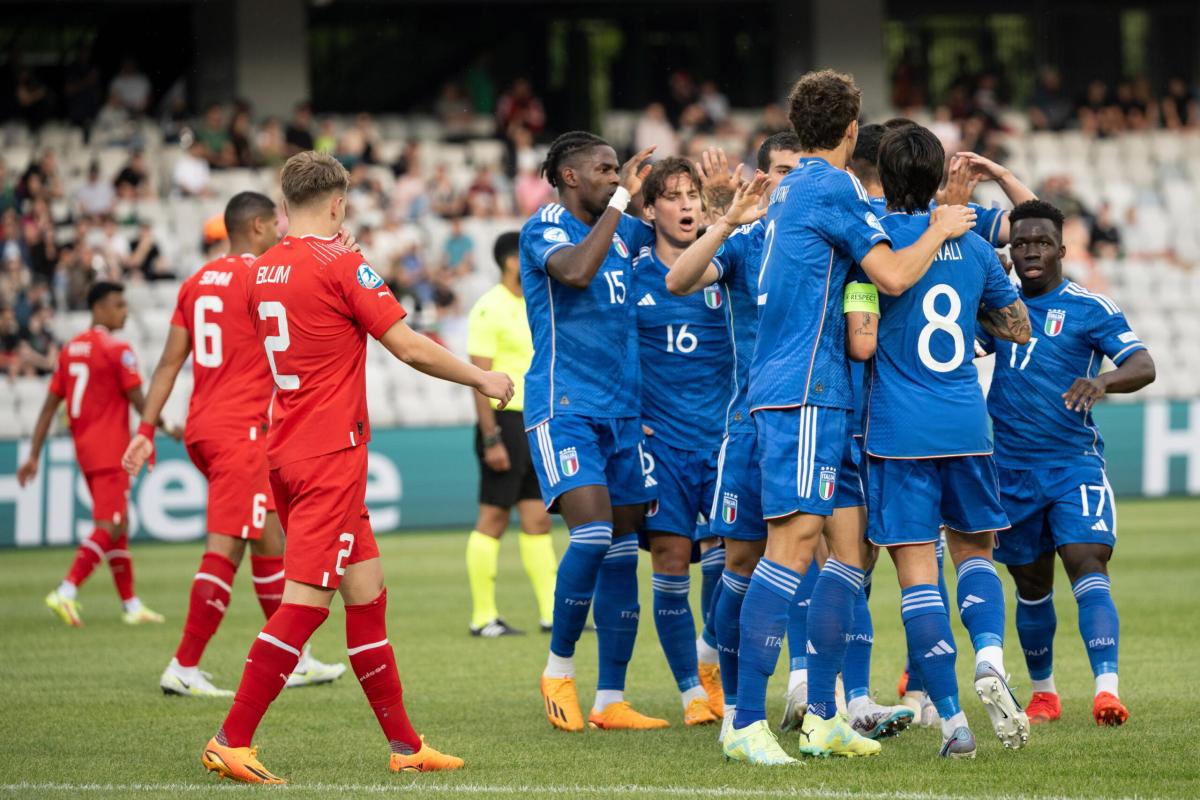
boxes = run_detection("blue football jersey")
[749,158,891,413]
[978,279,1146,468]
[864,212,1018,458]
[868,195,1006,246]
[520,202,656,427]
[634,246,734,451]
[711,220,765,435]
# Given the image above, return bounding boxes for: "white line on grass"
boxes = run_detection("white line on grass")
[0,783,1154,800]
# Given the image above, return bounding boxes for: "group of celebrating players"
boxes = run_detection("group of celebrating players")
[13,66,1154,782]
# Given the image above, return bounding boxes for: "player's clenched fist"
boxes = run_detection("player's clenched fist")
[930,203,977,239]
[478,370,515,411]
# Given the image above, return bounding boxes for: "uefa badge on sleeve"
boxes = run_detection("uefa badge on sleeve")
[1045,308,1066,337]
[818,467,837,502]
[356,262,385,290]
[704,284,724,309]
[559,447,580,477]
[721,492,738,524]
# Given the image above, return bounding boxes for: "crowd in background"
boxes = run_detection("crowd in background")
[2,54,1199,379]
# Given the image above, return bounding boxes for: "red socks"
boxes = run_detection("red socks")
[251,555,285,619]
[346,589,421,754]
[175,552,237,667]
[65,528,113,588]
[219,603,329,747]
[107,533,135,602]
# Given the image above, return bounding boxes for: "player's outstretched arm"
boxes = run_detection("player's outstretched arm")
[16,392,63,487]
[957,152,1036,245]
[1063,350,1156,412]
[860,204,976,296]
[123,325,190,475]
[844,281,880,361]
[666,172,768,296]
[978,298,1032,345]
[379,321,514,409]
[546,145,655,289]
[470,354,510,472]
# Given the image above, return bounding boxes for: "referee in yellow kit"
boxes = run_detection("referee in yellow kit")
[465,232,556,637]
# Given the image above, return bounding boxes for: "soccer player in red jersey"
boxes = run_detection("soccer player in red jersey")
[123,191,345,698]
[198,152,513,783]
[18,281,176,626]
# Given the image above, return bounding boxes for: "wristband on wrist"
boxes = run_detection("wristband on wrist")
[137,422,156,440]
[843,282,880,314]
[481,431,503,448]
[608,186,631,212]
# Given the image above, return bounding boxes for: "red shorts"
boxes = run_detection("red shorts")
[270,445,378,589]
[187,437,275,540]
[85,469,130,525]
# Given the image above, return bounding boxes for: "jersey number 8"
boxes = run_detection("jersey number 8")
[918,284,965,373]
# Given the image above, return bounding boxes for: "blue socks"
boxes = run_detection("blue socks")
[843,575,874,705]
[593,534,639,692]
[956,557,1006,657]
[901,584,960,720]
[1016,592,1057,682]
[733,559,801,728]
[549,521,613,658]
[652,573,699,693]
[806,559,866,720]
[786,560,820,673]
[1073,573,1119,680]
[700,546,724,650]
[906,538,948,694]
[715,569,750,707]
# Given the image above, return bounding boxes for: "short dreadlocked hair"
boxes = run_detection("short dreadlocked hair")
[1009,200,1065,235]
[540,131,610,190]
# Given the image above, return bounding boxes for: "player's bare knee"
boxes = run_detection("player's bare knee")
[1059,543,1111,584]
[944,527,993,566]
[207,533,245,564]
[474,505,510,538]
[612,503,645,537]
[558,485,612,529]
[516,501,552,535]
[724,539,763,576]
[648,533,691,575]
[1007,561,1054,601]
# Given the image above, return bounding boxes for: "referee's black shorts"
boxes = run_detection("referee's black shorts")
[475,409,544,507]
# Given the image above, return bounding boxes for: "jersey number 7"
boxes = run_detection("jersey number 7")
[257,302,300,390]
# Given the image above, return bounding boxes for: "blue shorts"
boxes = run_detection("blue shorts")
[527,415,653,513]
[709,431,766,541]
[867,454,1010,547]
[640,437,719,541]
[756,406,849,520]
[835,435,866,509]
[993,463,1117,566]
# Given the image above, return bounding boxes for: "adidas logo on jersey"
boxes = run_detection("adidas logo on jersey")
[923,640,955,658]
[960,594,985,610]
[637,293,656,306]
[805,640,818,655]
[1091,519,1109,532]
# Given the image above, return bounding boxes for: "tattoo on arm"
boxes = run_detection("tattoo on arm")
[853,314,876,338]
[703,184,735,217]
[978,298,1031,344]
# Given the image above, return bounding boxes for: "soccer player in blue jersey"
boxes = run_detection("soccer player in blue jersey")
[634,156,734,726]
[979,200,1155,728]
[865,122,1033,759]
[520,132,670,732]
[720,70,976,765]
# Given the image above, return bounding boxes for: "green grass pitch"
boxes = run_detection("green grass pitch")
[2,498,1199,799]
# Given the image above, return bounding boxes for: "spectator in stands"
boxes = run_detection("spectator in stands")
[0,306,21,375]
[0,250,30,312]
[94,218,131,276]
[634,102,679,159]
[14,280,52,326]
[758,102,790,135]
[1114,81,1150,131]
[347,162,384,217]
[15,67,53,131]
[285,101,315,155]
[194,103,234,167]
[1076,79,1111,135]
[92,92,136,147]
[228,107,256,167]
[315,118,337,154]
[1029,67,1072,131]
[699,81,730,127]
[394,239,433,310]
[0,160,16,213]
[74,161,117,220]
[338,112,380,166]
[437,82,476,142]
[172,139,212,197]
[114,150,153,200]
[466,165,501,218]
[1161,77,1198,130]
[890,46,927,109]
[1039,174,1090,219]
[1,209,26,271]
[22,199,57,284]
[64,45,103,136]
[496,78,545,138]
[158,76,191,144]
[1089,203,1122,258]
[429,164,464,218]
[18,150,64,208]
[127,221,170,281]
[57,244,94,311]
[442,217,475,275]
[256,117,287,167]
[1131,75,1159,128]
[391,143,431,221]
[514,146,554,217]
[664,70,699,126]
[12,303,57,377]
[109,57,152,115]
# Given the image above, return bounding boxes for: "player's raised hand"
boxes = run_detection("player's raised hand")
[721,171,770,228]
[956,151,1010,182]
[935,155,980,207]
[619,145,657,196]
[478,370,515,411]
[338,227,363,254]
[16,457,38,487]
[930,203,976,239]
[1063,376,1106,412]
[698,148,739,216]
[122,434,155,475]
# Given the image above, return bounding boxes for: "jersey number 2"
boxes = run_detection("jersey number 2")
[257,302,300,390]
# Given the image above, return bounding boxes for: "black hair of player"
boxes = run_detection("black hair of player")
[786,70,861,151]
[87,281,124,310]
[883,116,918,131]
[493,231,520,274]
[1009,200,1065,237]
[849,123,885,184]
[224,191,276,237]
[756,131,802,172]
[641,156,701,207]
[878,124,945,214]
[540,131,610,190]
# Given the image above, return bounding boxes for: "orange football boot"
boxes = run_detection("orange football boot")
[698,662,725,717]
[1093,692,1129,726]
[541,675,584,732]
[1026,691,1062,724]
[389,740,464,772]
[588,701,669,730]
[684,697,718,726]
[201,737,284,784]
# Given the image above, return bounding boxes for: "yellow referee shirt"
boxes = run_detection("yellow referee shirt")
[466,284,532,412]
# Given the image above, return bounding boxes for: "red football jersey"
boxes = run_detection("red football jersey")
[246,234,406,469]
[171,254,274,444]
[48,326,142,473]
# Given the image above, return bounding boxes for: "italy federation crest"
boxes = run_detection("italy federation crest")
[646,499,659,518]
[612,233,630,258]
[721,493,738,524]
[559,447,580,477]
[704,284,724,309]
[1045,308,1066,337]
[817,467,837,501]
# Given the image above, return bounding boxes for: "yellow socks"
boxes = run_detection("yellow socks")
[519,532,558,626]
[466,531,501,628]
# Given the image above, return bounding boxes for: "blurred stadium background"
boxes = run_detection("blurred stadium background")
[3,0,1200,547]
